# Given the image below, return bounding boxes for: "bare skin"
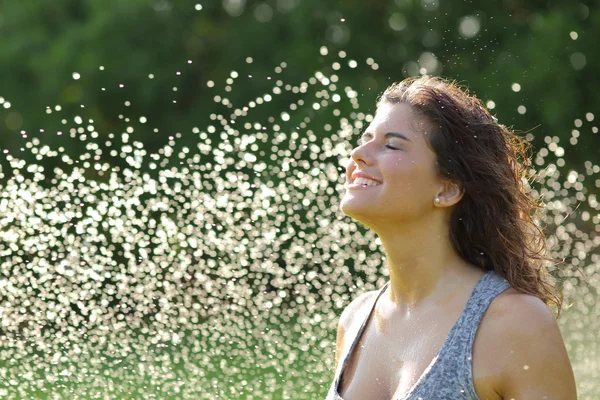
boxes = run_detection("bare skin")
[335,102,577,399]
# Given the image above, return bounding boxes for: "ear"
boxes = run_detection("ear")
[435,179,464,207]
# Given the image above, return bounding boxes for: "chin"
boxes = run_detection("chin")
[339,200,356,218]
[340,199,374,220]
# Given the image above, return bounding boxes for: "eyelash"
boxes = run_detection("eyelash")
[357,140,400,150]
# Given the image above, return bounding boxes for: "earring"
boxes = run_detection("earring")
[434,197,441,204]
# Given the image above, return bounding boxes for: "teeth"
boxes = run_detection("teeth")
[353,177,381,186]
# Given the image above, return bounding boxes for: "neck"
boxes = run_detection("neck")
[372,214,479,313]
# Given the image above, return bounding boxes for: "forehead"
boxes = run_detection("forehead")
[368,102,431,138]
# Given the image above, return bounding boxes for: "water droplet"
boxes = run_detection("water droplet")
[458,15,480,38]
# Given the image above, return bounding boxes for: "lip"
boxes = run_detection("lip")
[345,182,381,190]
[350,170,383,185]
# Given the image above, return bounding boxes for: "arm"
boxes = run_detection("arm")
[492,294,577,399]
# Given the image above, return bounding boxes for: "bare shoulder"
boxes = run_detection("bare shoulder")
[334,288,379,371]
[475,289,577,399]
[338,288,379,330]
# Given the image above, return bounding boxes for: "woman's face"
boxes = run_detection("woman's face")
[340,102,445,228]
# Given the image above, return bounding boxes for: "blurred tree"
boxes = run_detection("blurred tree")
[0,0,597,176]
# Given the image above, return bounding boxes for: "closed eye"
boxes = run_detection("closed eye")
[356,139,401,150]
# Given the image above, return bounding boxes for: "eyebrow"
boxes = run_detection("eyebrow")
[359,131,412,144]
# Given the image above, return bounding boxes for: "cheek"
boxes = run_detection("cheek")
[384,156,427,180]
[384,159,437,196]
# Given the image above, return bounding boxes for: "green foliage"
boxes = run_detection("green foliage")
[0,0,597,173]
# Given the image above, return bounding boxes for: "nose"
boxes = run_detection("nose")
[350,143,372,166]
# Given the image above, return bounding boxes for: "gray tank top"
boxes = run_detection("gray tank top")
[326,270,511,400]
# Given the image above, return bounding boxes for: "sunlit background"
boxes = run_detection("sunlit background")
[0,1,598,398]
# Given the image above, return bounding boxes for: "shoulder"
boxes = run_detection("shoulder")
[334,288,380,369]
[483,289,566,353]
[338,288,379,331]
[475,289,577,399]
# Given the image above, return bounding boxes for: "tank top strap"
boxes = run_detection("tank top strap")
[449,270,511,353]
[332,280,391,394]
[429,270,511,398]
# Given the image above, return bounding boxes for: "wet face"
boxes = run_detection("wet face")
[340,102,446,229]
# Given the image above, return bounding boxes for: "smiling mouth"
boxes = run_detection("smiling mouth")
[350,177,382,187]
[346,183,381,189]
[346,179,382,189]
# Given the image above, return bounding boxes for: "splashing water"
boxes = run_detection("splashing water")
[0,49,599,399]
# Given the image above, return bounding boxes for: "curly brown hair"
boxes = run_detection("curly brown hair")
[379,76,563,317]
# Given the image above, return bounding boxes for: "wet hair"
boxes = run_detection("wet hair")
[379,76,563,317]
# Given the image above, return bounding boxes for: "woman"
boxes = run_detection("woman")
[327,77,577,399]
